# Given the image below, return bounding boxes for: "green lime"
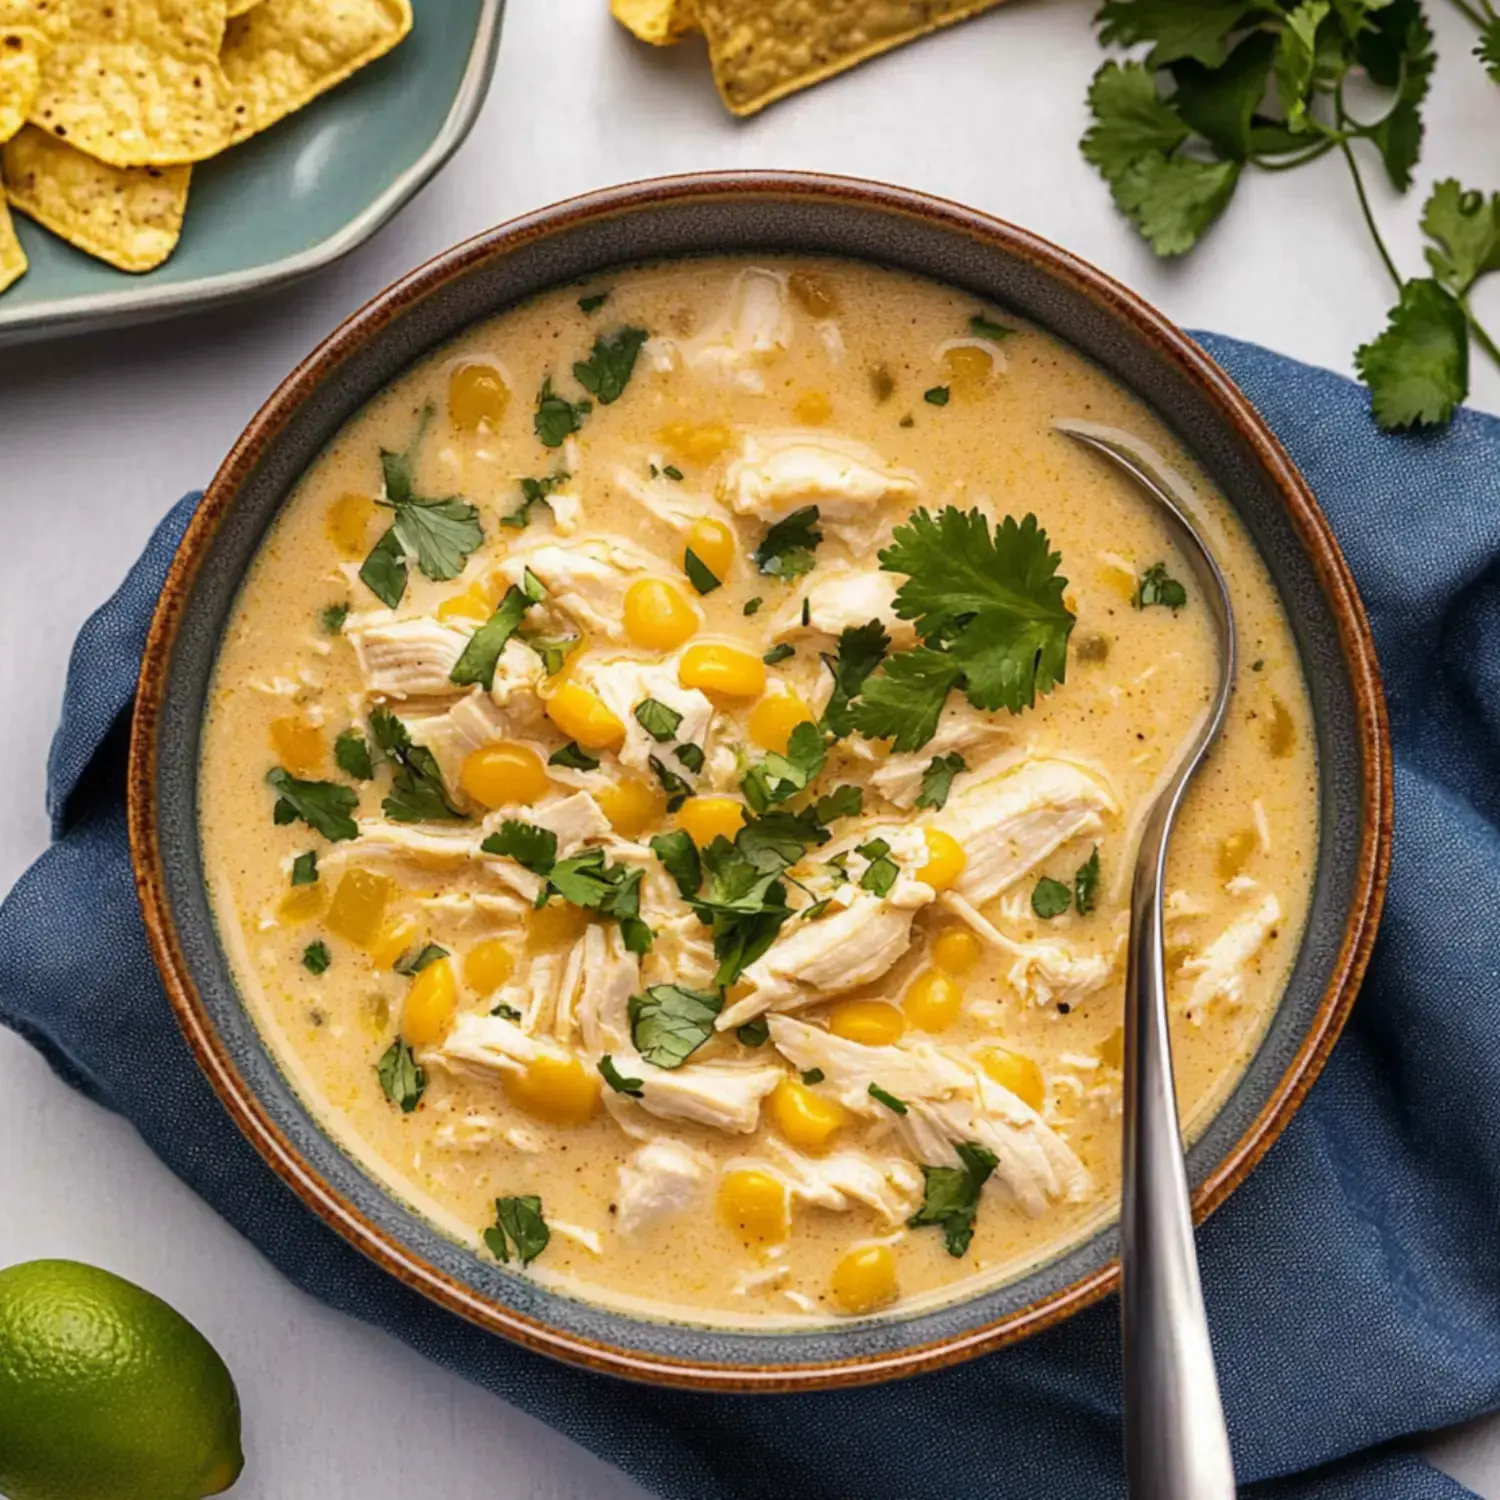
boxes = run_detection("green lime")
[0,1259,243,1500]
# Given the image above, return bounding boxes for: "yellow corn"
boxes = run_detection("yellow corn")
[826,999,905,1046]
[400,957,458,1049]
[830,1243,898,1316]
[623,577,699,651]
[679,642,766,700]
[595,776,667,839]
[676,796,746,847]
[718,1169,789,1244]
[683,517,736,581]
[768,1077,847,1153]
[463,939,516,996]
[460,742,549,810]
[903,969,963,1032]
[545,681,626,751]
[977,1045,1046,1112]
[448,362,510,432]
[930,926,982,975]
[268,716,325,778]
[504,1054,600,1125]
[918,828,967,891]
[748,691,814,754]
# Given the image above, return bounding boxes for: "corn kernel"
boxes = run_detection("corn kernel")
[918,828,967,891]
[676,795,746,847]
[718,1169,789,1243]
[1217,828,1257,881]
[528,899,590,950]
[437,574,503,623]
[325,869,395,949]
[1099,560,1140,603]
[1266,694,1297,758]
[977,1045,1046,1112]
[748,691,814,754]
[545,681,626,751]
[326,491,377,559]
[448,362,510,432]
[769,1077,847,1153]
[463,939,516,996]
[269,716,325,778]
[942,344,995,398]
[400,957,458,1049]
[624,578,699,651]
[683,518,736,582]
[504,1053,599,1125]
[659,420,732,465]
[679,643,766,700]
[369,916,420,971]
[827,999,905,1046]
[830,1243,898,1316]
[788,269,838,317]
[278,883,325,924]
[930,926,983,975]
[595,775,666,839]
[1097,1026,1125,1070]
[903,969,963,1032]
[460,742,549,810]
[793,390,831,425]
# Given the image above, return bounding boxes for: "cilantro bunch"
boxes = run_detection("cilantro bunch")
[1082,0,1499,429]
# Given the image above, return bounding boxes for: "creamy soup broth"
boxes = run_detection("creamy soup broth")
[200,257,1317,1326]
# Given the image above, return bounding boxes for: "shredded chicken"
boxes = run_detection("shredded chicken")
[344,614,470,699]
[743,1138,922,1225]
[770,566,916,649]
[868,713,1012,809]
[651,267,792,391]
[497,537,662,638]
[615,1139,713,1235]
[581,657,714,779]
[1179,893,1282,1022]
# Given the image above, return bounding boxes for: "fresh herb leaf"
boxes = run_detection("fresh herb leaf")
[321,601,349,634]
[480,819,558,875]
[648,755,693,812]
[1356,278,1470,430]
[1081,60,1190,182]
[549,741,600,771]
[650,829,703,899]
[290,851,319,886]
[683,548,722,595]
[1074,847,1101,915]
[573,326,649,405]
[868,1082,909,1115]
[1271,3,1326,137]
[801,1068,825,1085]
[266,769,359,842]
[1172,30,1277,160]
[1136,561,1188,610]
[674,742,706,774]
[628,984,723,1069]
[916,751,967,811]
[502,472,570,530]
[520,630,580,677]
[814,784,863,824]
[451,572,546,689]
[302,940,330,974]
[969,312,1013,341]
[532,848,652,951]
[485,1195,549,1265]
[742,721,826,813]
[1478,18,1500,84]
[736,1018,770,1047]
[359,528,407,608]
[753,505,823,580]
[377,1038,425,1113]
[1031,876,1072,919]
[534,376,591,448]
[1112,153,1241,256]
[491,1002,523,1021]
[394,943,448,976]
[849,648,963,754]
[1095,0,1257,69]
[635,697,684,742]
[578,290,610,313]
[858,837,900,898]
[743,597,763,616]
[598,1054,644,1097]
[335,729,373,781]
[370,709,466,822]
[737,808,829,872]
[923,386,950,406]
[662,464,684,481]
[688,832,798,988]
[1422,180,1500,297]
[908,1142,998,1256]
[820,619,890,738]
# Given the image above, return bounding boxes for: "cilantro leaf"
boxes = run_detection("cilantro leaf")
[814,784,864,824]
[370,708,466,822]
[1364,2,1434,190]
[648,755,693,811]
[534,377,591,448]
[628,984,723,1069]
[1172,30,1277,159]
[743,597,763,616]
[519,630,580,678]
[1355,278,1469,430]
[1136,561,1188,609]
[1075,847,1101,915]
[820,619,889,737]
[683,548,722,595]
[1095,0,1258,69]
[290,851,319,886]
[573,326,648,405]
[650,829,702,899]
[969,312,1014,341]
[737,808,829,872]
[1110,153,1241,256]
[850,648,964,753]
[737,1018,770,1047]
[485,1195,549,1265]
[635,697,684,742]
[907,1142,998,1256]
[674,743,706,773]
[265,769,359,842]
[1479,18,1500,84]
[598,1054,644,1097]
[578,290,610,313]
[480,819,558,875]
[394,943,448,976]
[1422,179,1500,296]
[868,1082,909,1115]
[1081,60,1190,182]
[753,505,823,579]
[502,472,570,530]
[1032,876,1072,919]
[302,940,330,974]
[762,643,796,666]
[801,1068,825,1085]
[377,1038,425,1113]
[549,741,600,771]
[391,499,485,584]
[359,528,406,608]
[1271,3,1326,137]
[321,601,349,634]
[742,721,826,813]
[916,751,967,811]
[491,1003,523,1021]
[335,729,373,781]
[451,573,546,689]
[690,833,797,988]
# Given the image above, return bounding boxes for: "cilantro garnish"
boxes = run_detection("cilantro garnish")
[674,743,706,774]
[908,1142,998,1257]
[491,1002,523,1021]
[868,1082,909,1115]
[578,290,610,313]
[320,601,349,634]
[302,940,330,975]
[484,1195,549,1265]
[628,984,723,1069]
[481,819,559,875]
[857,838,900,898]
[598,1054,644,1097]
[1074,847,1101,915]
[820,620,889,738]
[266,769,358,842]
[849,508,1074,752]
[1031,876,1072,919]
[290,850,319,886]
[742,721,826,813]
[520,631,580,677]
[743,597,763,616]
[923,386,950,406]
[549,741,600,771]
[736,1018,770,1047]
[801,1068,825,1085]
[573,326,648,405]
[360,407,484,607]
[753,505,823,580]
[335,728,373,781]
[369,709,465,823]
[762,643,795,666]
[1136,561,1187,610]
[969,312,1014,342]
[394,943,448,976]
[450,569,546,689]
[814,784,863,823]
[916,751,967,811]
[683,548,722,595]
[648,829,702,899]
[534,376,592,448]
[502,472,570,530]
[648,755,693,812]
[377,1038,425,1113]
[662,464,684,481]
[635,698,684,743]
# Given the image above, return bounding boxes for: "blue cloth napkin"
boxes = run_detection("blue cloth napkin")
[4,333,1499,1500]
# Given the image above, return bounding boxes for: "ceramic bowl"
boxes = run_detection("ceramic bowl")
[0,0,505,347]
[129,172,1391,1390]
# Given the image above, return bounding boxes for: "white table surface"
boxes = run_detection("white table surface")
[2,2,1497,1495]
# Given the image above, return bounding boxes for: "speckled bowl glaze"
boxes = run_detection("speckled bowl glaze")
[129,172,1391,1390]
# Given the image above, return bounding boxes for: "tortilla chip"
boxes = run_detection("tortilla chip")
[27,0,233,167]
[4,123,189,270]
[612,0,699,45]
[0,192,25,291]
[0,26,46,144]
[222,0,412,146]
[225,0,261,15]
[692,0,1016,116]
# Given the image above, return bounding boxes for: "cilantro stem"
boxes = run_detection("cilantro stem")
[1446,0,1488,26]
[1337,140,1402,294]
[1464,301,1500,370]
[1254,140,1339,172]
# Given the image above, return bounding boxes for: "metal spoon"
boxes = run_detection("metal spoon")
[1055,420,1238,1500]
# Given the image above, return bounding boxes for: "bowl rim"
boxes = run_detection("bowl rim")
[127,168,1393,1391]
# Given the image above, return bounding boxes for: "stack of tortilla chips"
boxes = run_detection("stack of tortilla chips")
[611,0,1014,116]
[0,0,413,294]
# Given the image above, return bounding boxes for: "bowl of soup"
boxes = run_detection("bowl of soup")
[129,172,1389,1388]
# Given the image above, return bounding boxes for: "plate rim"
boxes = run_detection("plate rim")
[128,169,1393,1390]
[0,0,506,347]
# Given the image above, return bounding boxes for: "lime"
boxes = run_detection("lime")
[0,1259,243,1500]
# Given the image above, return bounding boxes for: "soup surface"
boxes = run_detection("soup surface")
[200,257,1317,1327]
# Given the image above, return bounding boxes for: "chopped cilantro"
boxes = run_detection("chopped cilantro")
[290,851,319,886]
[908,1142,997,1256]
[743,597,764,616]
[868,1082,909,1115]
[491,1002,523,1021]
[634,697,684,743]
[335,728,373,781]
[1356,277,1471,430]
[923,386,951,406]
[683,548,722,595]
[1031,876,1072,919]
[858,837,900,898]
[820,619,890,738]
[1136,561,1187,610]
[377,1038,425,1113]
[742,721,826,813]
[520,630,580,677]
[762,643,795,666]
[969,312,1014,341]
[480,819,558,875]
[736,1018,770,1047]
[302,940,330,975]
[916,751,967,811]
[801,1068,825,1085]
[578,290,610,313]
[320,601,349,634]
[358,530,407,610]
[674,742,706,774]
[628,984,723,1069]
[572,326,648,405]
[649,829,702,900]
[502,472,570,530]
[753,505,823,580]
[484,1194,549,1265]
[1074,847,1101,915]
[549,740,600,771]
[598,1054,644,1097]
[370,709,466,822]
[266,769,358,842]
[662,464,684,481]
[394,943,449,976]
[451,569,546,689]
[648,755,693,812]
[814,784,863,823]
[534,376,591,448]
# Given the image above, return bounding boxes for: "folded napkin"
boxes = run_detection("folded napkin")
[4,333,1499,1500]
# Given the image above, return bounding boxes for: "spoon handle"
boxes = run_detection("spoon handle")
[1122,799,1236,1499]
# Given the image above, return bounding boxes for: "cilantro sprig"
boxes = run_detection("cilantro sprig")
[753,505,823,580]
[908,1143,999,1257]
[370,708,466,823]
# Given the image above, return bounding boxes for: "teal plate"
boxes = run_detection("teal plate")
[0,0,504,347]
